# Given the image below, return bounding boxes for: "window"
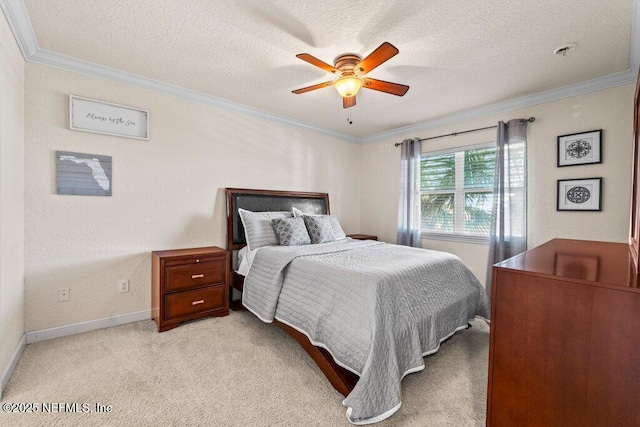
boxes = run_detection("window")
[421,143,496,242]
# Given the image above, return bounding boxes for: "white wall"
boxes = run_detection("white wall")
[361,84,635,284]
[24,63,362,332]
[19,54,638,331]
[0,13,25,379]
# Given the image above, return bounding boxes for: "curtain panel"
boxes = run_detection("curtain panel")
[397,138,422,247]
[486,119,528,312]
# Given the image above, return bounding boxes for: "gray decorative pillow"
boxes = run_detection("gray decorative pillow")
[238,209,293,251]
[292,207,347,239]
[271,217,311,246]
[303,215,335,244]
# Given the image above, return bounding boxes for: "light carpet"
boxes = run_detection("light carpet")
[0,311,489,426]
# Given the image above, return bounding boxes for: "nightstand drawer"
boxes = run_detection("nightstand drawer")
[165,258,226,293]
[164,285,226,321]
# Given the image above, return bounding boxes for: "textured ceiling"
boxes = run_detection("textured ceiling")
[24,0,633,138]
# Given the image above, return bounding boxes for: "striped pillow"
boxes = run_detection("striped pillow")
[238,208,293,251]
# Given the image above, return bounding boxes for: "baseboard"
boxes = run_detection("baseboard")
[1,333,27,398]
[26,309,152,344]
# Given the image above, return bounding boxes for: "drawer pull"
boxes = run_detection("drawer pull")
[195,259,200,263]
[191,274,204,279]
[192,299,205,305]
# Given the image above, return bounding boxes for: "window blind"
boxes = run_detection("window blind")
[421,143,500,237]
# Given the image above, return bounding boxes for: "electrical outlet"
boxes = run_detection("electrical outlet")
[58,287,70,302]
[119,279,129,293]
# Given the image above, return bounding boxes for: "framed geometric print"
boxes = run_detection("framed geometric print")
[557,130,602,167]
[557,178,602,211]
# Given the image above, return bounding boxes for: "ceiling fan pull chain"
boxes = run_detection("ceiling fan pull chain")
[347,109,353,125]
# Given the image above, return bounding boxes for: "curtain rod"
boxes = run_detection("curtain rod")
[394,117,536,146]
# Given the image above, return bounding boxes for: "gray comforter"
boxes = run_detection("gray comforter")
[242,239,489,424]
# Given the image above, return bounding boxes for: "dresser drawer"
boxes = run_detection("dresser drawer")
[164,258,226,293]
[164,285,226,321]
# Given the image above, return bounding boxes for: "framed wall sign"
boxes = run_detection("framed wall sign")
[69,95,149,140]
[557,177,602,211]
[557,129,602,167]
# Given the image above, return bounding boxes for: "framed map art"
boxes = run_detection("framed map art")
[56,151,112,196]
[557,129,602,167]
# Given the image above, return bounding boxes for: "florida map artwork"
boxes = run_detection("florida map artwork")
[56,151,112,196]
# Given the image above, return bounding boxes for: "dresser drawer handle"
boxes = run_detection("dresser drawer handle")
[192,299,205,306]
[191,274,204,279]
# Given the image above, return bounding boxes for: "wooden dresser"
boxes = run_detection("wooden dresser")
[487,238,640,426]
[152,246,229,332]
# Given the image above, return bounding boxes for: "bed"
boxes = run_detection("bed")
[225,188,489,424]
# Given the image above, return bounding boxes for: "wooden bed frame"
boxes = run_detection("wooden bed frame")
[225,188,359,397]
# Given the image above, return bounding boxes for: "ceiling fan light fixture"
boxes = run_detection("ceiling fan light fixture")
[333,76,363,98]
[293,42,408,109]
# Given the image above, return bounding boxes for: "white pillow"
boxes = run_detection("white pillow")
[238,208,293,251]
[236,246,258,276]
[292,207,347,239]
[292,206,306,217]
[236,246,249,276]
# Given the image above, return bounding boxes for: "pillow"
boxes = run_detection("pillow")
[327,217,347,239]
[271,217,311,246]
[303,215,335,244]
[236,246,249,276]
[292,207,347,239]
[236,245,259,277]
[238,208,293,251]
[292,206,310,217]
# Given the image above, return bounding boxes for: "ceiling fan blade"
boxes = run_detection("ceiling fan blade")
[296,54,340,74]
[362,78,409,96]
[292,81,334,94]
[355,42,399,75]
[343,96,356,109]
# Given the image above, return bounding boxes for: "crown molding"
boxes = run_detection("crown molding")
[0,0,36,57]
[0,0,361,144]
[365,0,640,143]
[1,0,639,145]
[29,48,362,144]
[362,70,637,143]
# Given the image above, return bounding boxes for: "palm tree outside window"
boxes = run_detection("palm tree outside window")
[421,143,507,242]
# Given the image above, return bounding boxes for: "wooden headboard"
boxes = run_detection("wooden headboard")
[225,188,330,251]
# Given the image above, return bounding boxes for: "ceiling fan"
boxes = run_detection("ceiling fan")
[292,42,410,109]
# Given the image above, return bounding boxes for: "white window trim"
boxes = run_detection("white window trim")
[420,141,495,245]
[421,141,495,157]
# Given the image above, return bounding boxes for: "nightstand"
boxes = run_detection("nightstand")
[347,234,378,241]
[152,246,229,332]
